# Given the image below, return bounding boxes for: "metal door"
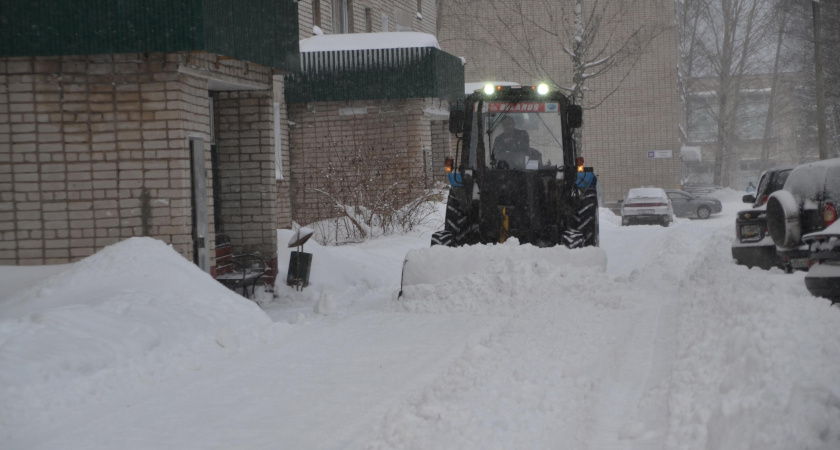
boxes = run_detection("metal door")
[190,137,210,273]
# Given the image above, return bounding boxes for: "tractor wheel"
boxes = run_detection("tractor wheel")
[431,230,453,246]
[562,228,585,248]
[568,188,599,247]
[443,194,475,246]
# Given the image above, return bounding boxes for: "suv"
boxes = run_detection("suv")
[767,158,840,272]
[620,188,673,227]
[731,166,793,269]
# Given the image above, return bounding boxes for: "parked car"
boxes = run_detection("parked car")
[666,189,722,219]
[766,158,840,273]
[802,221,840,303]
[731,166,794,269]
[620,188,673,227]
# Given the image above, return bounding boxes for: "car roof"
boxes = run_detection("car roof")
[627,187,667,198]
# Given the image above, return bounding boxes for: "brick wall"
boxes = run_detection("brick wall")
[0,51,281,266]
[430,119,452,183]
[287,98,436,226]
[274,75,293,229]
[213,90,278,258]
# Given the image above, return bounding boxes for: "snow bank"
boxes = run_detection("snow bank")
[665,227,840,449]
[0,237,271,424]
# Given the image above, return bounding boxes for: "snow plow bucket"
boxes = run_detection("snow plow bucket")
[398,240,607,297]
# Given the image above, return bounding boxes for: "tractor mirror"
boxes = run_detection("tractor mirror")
[449,110,465,133]
[567,104,583,129]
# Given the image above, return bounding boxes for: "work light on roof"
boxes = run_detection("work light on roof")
[537,83,550,95]
[484,83,495,95]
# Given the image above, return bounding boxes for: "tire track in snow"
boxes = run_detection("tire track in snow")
[582,220,717,449]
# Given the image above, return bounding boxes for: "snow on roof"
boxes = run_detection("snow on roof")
[299,32,441,53]
[627,187,667,199]
[464,81,521,94]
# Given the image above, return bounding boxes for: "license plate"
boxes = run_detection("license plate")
[789,258,808,268]
[740,224,760,239]
[639,209,655,214]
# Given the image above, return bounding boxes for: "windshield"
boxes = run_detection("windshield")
[467,101,565,170]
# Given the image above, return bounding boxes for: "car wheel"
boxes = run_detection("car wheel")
[661,216,669,227]
[621,217,629,226]
[697,206,711,219]
[766,190,801,249]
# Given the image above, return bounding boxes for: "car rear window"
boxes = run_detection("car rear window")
[628,188,666,199]
[754,168,791,206]
[769,169,791,192]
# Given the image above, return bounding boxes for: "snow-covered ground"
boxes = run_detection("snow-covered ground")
[1,190,839,450]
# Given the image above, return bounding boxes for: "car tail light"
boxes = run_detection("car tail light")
[824,203,837,226]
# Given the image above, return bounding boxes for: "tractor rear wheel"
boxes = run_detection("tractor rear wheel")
[439,193,475,247]
[567,187,599,248]
[431,230,453,246]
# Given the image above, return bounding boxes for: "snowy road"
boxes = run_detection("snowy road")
[3,193,840,449]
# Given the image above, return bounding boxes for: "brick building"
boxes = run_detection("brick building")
[438,0,682,202]
[0,0,299,273]
[285,1,463,231]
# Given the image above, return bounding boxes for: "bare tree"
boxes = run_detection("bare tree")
[679,0,777,186]
[440,0,668,147]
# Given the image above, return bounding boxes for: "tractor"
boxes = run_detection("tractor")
[433,83,598,249]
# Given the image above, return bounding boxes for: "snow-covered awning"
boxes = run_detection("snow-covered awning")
[299,32,441,53]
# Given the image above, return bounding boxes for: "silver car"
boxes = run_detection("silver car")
[665,189,722,219]
[620,187,674,227]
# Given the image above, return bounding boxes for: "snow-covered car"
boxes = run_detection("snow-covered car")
[731,166,793,270]
[665,189,722,219]
[802,221,840,302]
[620,187,673,227]
[767,158,840,273]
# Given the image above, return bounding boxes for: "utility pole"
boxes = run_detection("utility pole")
[812,0,828,160]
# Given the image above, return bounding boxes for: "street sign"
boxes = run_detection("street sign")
[647,150,673,159]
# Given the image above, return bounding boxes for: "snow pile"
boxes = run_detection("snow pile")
[666,227,840,449]
[401,238,606,287]
[397,239,617,315]
[0,237,271,426]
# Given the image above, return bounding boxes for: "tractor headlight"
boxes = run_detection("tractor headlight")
[484,83,495,95]
[537,83,549,95]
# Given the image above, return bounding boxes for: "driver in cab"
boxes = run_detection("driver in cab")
[493,116,540,170]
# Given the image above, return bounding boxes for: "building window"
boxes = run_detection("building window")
[687,97,717,143]
[417,0,422,13]
[737,93,771,141]
[333,0,353,34]
[365,7,372,32]
[313,0,321,27]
